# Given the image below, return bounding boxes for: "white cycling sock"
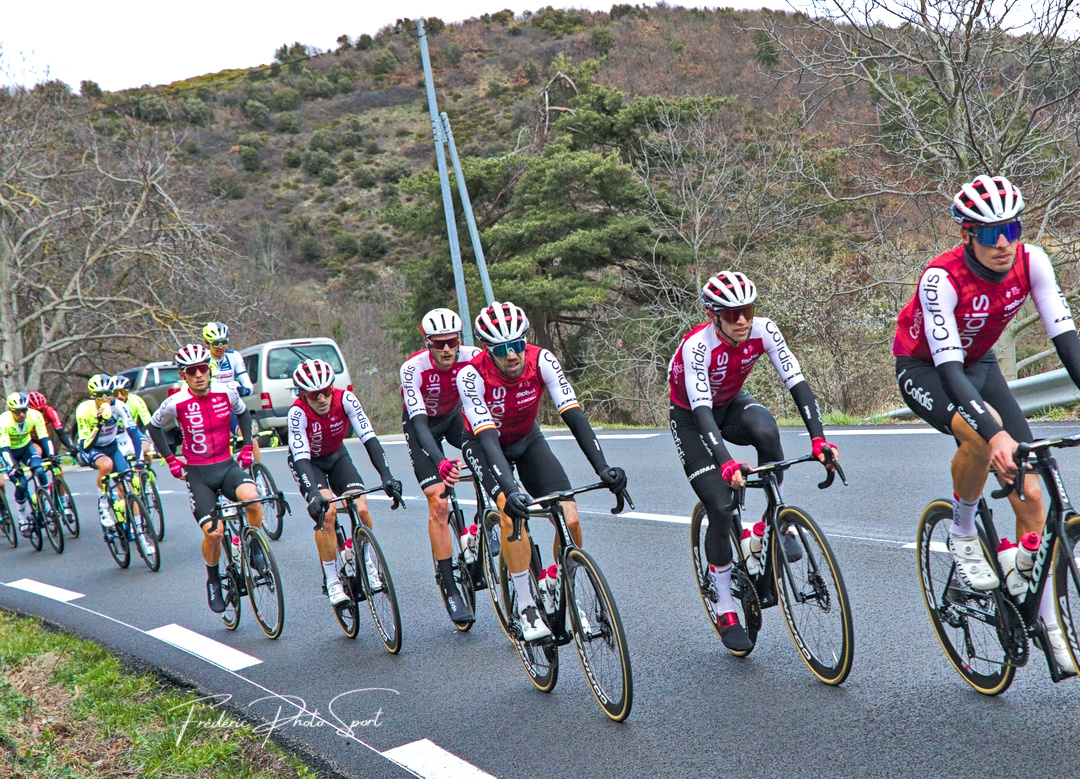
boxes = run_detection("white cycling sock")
[709,563,735,614]
[16,500,27,519]
[1039,578,1060,630]
[510,570,537,611]
[951,494,980,538]
[322,559,340,586]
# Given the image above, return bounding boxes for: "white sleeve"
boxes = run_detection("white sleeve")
[342,391,376,443]
[682,331,713,410]
[231,351,253,391]
[227,385,246,415]
[149,396,177,429]
[116,401,137,430]
[537,349,579,413]
[457,366,495,432]
[758,319,806,389]
[287,406,311,461]
[918,267,965,366]
[399,357,427,420]
[1027,246,1075,339]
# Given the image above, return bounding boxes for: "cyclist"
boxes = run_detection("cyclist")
[400,307,496,626]
[27,392,76,457]
[111,376,152,464]
[202,322,261,460]
[1,393,54,537]
[668,271,838,652]
[287,358,402,608]
[456,301,627,642]
[894,174,1080,676]
[148,344,262,614]
[75,375,143,529]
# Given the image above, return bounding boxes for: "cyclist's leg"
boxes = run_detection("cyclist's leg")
[720,392,784,493]
[405,410,453,556]
[224,465,262,529]
[188,464,229,610]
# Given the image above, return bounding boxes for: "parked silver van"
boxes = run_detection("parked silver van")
[240,337,352,439]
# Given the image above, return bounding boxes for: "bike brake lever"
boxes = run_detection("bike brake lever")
[508,514,523,543]
[611,489,634,514]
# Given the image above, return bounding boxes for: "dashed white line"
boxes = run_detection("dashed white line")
[5,578,85,602]
[381,739,496,779]
[146,623,262,671]
[798,429,936,436]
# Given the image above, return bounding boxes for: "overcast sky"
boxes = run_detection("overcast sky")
[2,1,796,92]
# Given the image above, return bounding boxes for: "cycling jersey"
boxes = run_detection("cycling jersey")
[668,318,806,409]
[149,383,245,466]
[210,350,253,396]
[894,244,1073,367]
[457,345,579,445]
[288,389,375,460]
[76,399,138,450]
[399,345,483,420]
[0,409,48,451]
[36,405,64,434]
[125,394,151,427]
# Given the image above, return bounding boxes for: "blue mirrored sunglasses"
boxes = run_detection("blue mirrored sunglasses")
[489,339,526,358]
[968,220,1022,247]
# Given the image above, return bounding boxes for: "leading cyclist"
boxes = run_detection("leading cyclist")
[0,393,54,537]
[894,174,1080,676]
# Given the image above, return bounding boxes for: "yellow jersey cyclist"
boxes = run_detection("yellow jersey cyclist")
[111,375,153,464]
[1,393,55,537]
[75,375,143,530]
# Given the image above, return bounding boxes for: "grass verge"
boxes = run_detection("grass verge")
[0,610,318,778]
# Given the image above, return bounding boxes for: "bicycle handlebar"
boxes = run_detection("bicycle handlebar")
[989,433,1080,501]
[739,451,847,490]
[311,484,406,530]
[207,494,282,534]
[506,482,634,542]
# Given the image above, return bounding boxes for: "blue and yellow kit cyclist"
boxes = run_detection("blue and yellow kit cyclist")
[0,393,54,536]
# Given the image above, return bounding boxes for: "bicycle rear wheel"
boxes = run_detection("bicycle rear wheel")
[499,555,559,692]
[332,566,362,639]
[0,496,17,548]
[1053,512,1080,675]
[916,500,1015,695]
[28,506,43,552]
[53,478,79,538]
[565,548,633,721]
[243,527,284,639]
[772,506,854,685]
[138,471,165,542]
[481,510,514,643]
[355,525,402,653]
[128,493,160,572]
[250,463,283,540]
[43,500,64,554]
[105,509,131,569]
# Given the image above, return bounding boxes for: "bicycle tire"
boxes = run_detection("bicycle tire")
[221,564,242,631]
[1053,512,1080,675]
[243,527,285,639]
[53,478,79,538]
[916,499,1014,695]
[28,504,43,552]
[42,499,64,554]
[138,470,165,542]
[355,525,402,654]
[0,496,17,548]
[772,506,854,685]
[128,493,160,572]
[565,548,633,721]
[332,567,362,639]
[499,554,559,692]
[250,463,283,540]
[690,501,761,656]
[481,510,514,643]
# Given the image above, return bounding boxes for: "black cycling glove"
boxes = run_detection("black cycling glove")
[503,490,531,521]
[597,465,627,494]
[307,495,330,530]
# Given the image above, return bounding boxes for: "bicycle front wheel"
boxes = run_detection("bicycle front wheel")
[499,555,559,692]
[53,478,79,538]
[138,471,165,542]
[1054,513,1080,675]
[916,500,1015,695]
[772,506,854,685]
[0,496,17,548]
[250,463,283,540]
[481,510,514,643]
[355,525,402,654]
[43,500,64,554]
[565,548,633,721]
[127,493,160,572]
[243,527,285,639]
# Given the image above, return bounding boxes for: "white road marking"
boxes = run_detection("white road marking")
[622,511,690,524]
[146,624,262,671]
[5,578,85,602]
[544,433,661,441]
[381,739,495,779]
[903,541,949,553]
[798,429,936,436]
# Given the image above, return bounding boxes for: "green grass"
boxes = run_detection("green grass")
[774,410,870,427]
[0,611,318,778]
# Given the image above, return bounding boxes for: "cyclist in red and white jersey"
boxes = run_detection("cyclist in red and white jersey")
[286,358,403,608]
[894,174,1080,675]
[148,344,263,615]
[669,271,837,652]
[400,308,496,627]
[27,391,75,456]
[456,301,627,642]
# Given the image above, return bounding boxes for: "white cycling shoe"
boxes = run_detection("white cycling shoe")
[326,579,349,606]
[1046,626,1078,677]
[519,604,552,642]
[948,533,1000,591]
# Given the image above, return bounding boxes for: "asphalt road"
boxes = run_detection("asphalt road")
[3,424,1080,779]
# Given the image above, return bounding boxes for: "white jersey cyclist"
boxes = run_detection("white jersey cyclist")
[400,345,483,421]
[287,388,376,460]
[210,350,253,396]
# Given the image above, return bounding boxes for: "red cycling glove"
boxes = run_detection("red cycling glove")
[812,438,836,459]
[165,455,186,480]
[239,445,255,470]
[721,460,747,484]
[438,459,460,481]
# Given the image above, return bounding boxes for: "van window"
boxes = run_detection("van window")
[266,345,344,380]
[157,367,180,385]
[245,353,260,380]
[119,369,140,387]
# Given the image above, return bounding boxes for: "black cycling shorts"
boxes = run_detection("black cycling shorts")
[287,446,364,502]
[402,408,501,499]
[186,458,254,528]
[463,424,569,502]
[895,353,1032,442]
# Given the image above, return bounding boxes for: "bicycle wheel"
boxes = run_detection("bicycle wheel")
[916,500,1015,695]
[42,499,64,554]
[499,555,559,692]
[481,510,514,643]
[0,496,17,548]
[355,525,402,654]
[250,463,283,540]
[564,548,633,721]
[771,506,854,685]
[690,502,761,656]
[28,500,43,552]
[105,507,131,569]
[220,565,242,631]
[138,471,165,542]
[53,478,79,538]
[127,493,160,572]
[332,566,362,639]
[243,527,285,639]
[1053,512,1080,675]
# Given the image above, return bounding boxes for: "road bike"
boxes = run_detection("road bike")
[0,488,15,548]
[99,468,160,571]
[40,454,80,539]
[14,463,65,554]
[212,494,287,639]
[500,482,634,722]
[691,453,854,685]
[125,453,165,542]
[916,433,1080,694]
[313,486,404,653]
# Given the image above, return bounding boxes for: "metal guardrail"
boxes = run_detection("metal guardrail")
[884,367,1080,420]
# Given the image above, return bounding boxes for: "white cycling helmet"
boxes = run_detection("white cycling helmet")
[175,343,212,367]
[293,358,336,392]
[474,301,530,344]
[951,175,1024,225]
[420,308,462,338]
[112,375,131,391]
[701,271,758,310]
